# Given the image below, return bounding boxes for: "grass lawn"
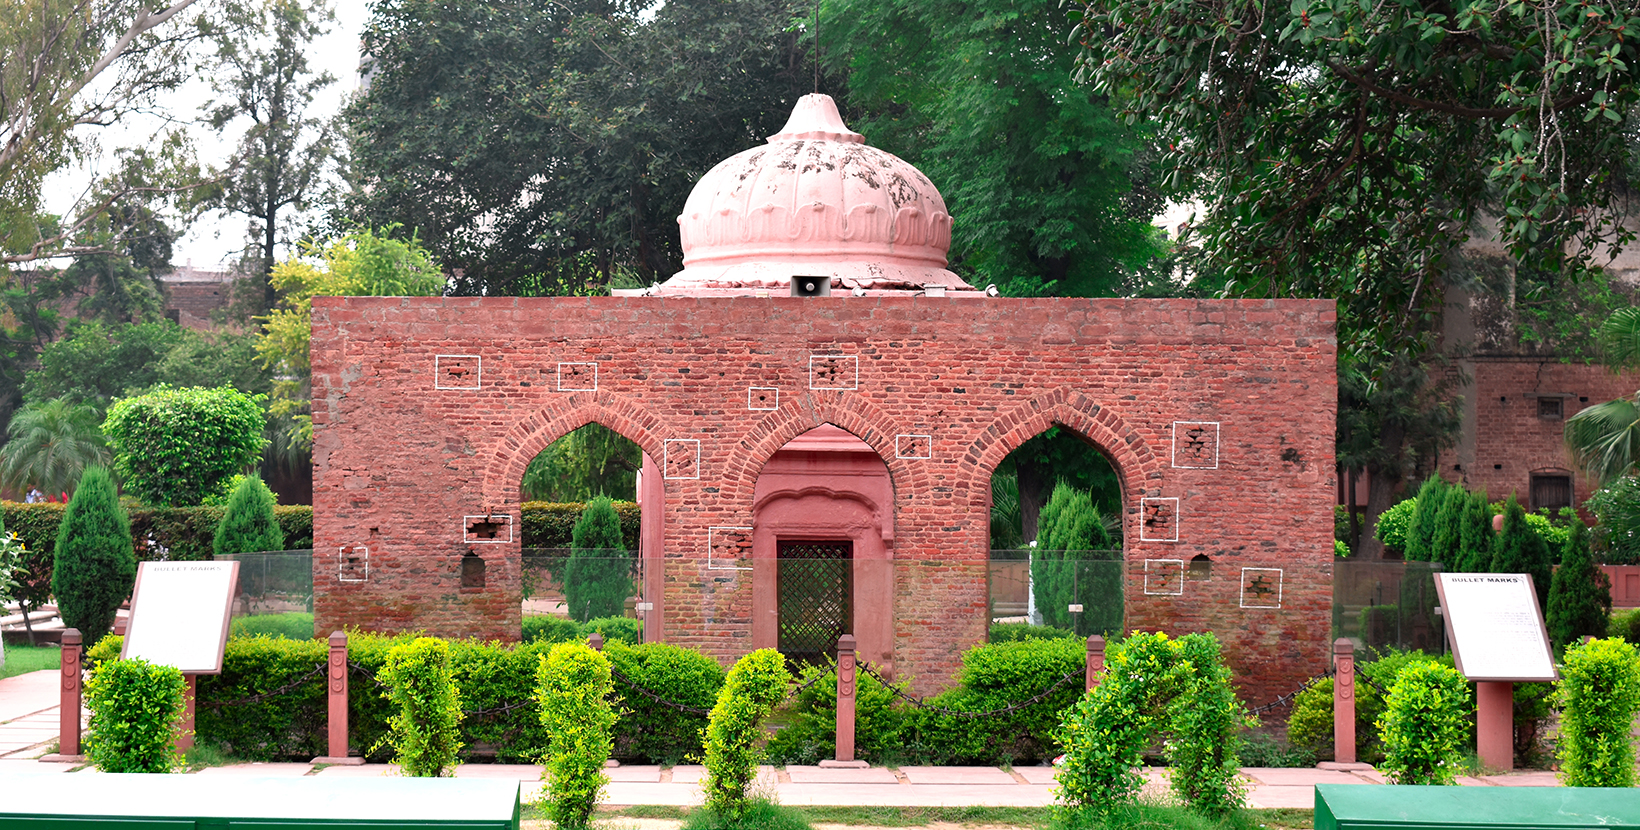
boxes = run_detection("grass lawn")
[0,643,60,680]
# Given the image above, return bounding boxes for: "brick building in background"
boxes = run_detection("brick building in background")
[309,96,1338,701]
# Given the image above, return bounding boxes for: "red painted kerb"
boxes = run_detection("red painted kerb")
[309,294,1337,701]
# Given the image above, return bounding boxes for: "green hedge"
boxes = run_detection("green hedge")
[89,630,719,764]
[520,501,640,549]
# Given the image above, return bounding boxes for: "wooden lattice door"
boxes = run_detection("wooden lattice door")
[777,540,853,666]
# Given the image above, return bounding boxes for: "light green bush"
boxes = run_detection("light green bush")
[84,656,186,772]
[581,615,641,645]
[702,648,789,821]
[1055,631,1247,816]
[1373,498,1417,554]
[103,385,267,507]
[535,642,617,829]
[1556,637,1640,787]
[1377,661,1470,785]
[377,636,463,777]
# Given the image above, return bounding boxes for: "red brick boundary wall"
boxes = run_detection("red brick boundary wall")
[310,296,1337,702]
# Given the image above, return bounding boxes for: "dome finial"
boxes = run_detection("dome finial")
[768,94,864,144]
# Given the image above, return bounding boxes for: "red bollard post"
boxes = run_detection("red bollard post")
[820,634,867,768]
[1333,638,1356,764]
[53,629,82,759]
[1086,635,1105,691]
[313,631,362,764]
[588,632,604,652]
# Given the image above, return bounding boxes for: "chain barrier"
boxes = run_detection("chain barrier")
[856,662,1084,720]
[348,661,389,689]
[785,662,838,702]
[1248,667,1335,716]
[1357,671,1391,697]
[199,663,326,710]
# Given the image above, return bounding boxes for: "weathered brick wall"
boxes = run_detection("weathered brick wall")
[310,296,1337,703]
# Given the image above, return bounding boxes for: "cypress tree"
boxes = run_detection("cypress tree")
[565,495,629,622]
[1547,521,1612,652]
[213,475,285,556]
[1403,478,1447,561]
[1490,494,1554,609]
[51,466,135,647]
[1428,483,1467,567]
[1033,482,1118,633]
[1456,489,1494,573]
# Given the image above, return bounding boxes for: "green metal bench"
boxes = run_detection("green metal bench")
[0,773,520,830]
[1316,783,1640,829]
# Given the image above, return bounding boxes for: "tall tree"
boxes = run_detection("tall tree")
[347,0,819,295]
[822,0,1165,297]
[521,424,641,503]
[1456,488,1495,573]
[201,0,338,308]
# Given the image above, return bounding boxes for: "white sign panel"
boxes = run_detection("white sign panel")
[1435,573,1557,682]
[122,561,239,675]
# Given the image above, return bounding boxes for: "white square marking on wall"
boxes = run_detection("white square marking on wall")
[748,387,779,411]
[557,362,598,391]
[462,514,513,544]
[339,546,369,583]
[895,434,932,459]
[1139,497,1180,542]
[1171,421,1220,469]
[809,354,858,390]
[435,355,481,390]
[1144,559,1185,595]
[664,439,701,479]
[707,526,754,571]
[1240,568,1283,609]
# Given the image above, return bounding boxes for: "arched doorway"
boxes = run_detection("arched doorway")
[989,424,1125,638]
[749,424,894,670]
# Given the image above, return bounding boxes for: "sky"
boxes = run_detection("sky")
[43,1,371,271]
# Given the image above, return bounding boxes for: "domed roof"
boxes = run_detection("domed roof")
[656,94,974,295]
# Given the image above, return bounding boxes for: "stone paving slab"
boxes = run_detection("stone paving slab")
[0,670,58,723]
[604,782,701,806]
[452,764,543,780]
[1242,767,1365,785]
[899,766,1017,785]
[667,765,705,784]
[0,758,71,774]
[1245,785,1316,809]
[312,763,401,777]
[1479,771,1560,786]
[196,762,314,777]
[606,765,662,783]
[1013,766,1057,785]
[786,765,899,784]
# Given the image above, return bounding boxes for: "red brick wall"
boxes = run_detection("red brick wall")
[309,296,1337,703]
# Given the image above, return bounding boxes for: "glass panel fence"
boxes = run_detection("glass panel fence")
[1332,559,1446,654]
[214,549,315,638]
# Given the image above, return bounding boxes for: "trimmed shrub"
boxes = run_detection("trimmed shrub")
[1548,520,1612,652]
[1284,678,1337,759]
[582,615,642,645]
[907,636,1086,764]
[1378,661,1470,785]
[767,660,904,766]
[213,475,284,556]
[378,636,463,776]
[1402,478,1447,561]
[604,640,724,763]
[1456,488,1494,572]
[52,467,134,646]
[522,615,582,644]
[1491,495,1554,608]
[1286,649,1460,764]
[535,642,616,830]
[1373,497,1417,554]
[1556,637,1640,787]
[2,501,313,565]
[990,622,1077,642]
[565,496,630,622]
[103,385,267,507]
[519,500,640,548]
[1055,631,1247,816]
[1610,607,1640,643]
[84,656,186,772]
[702,648,790,821]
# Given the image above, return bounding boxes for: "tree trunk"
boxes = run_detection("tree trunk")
[1017,459,1048,545]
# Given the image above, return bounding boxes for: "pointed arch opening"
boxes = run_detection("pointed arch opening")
[989,423,1125,640]
[748,423,895,670]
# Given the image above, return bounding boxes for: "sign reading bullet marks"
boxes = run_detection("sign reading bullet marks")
[664,439,701,479]
[1240,568,1284,609]
[557,362,598,391]
[339,546,369,583]
[1144,559,1185,595]
[1139,497,1179,542]
[809,354,858,390]
[435,355,481,390]
[463,514,513,544]
[1172,421,1221,469]
[748,387,779,411]
[707,526,754,571]
[896,434,932,459]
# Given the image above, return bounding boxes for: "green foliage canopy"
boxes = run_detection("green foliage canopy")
[702,648,790,820]
[377,636,463,777]
[1378,661,1471,785]
[521,425,640,503]
[103,385,268,507]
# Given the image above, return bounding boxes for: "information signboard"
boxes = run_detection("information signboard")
[1434,572,1557,682]
[121,560,239,674]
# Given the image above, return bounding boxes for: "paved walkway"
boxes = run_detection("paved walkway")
[0,669,1564,808]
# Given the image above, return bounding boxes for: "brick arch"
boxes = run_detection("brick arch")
[478,392,670,506]
[965,386,1165,507]
[718,390,925,511]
